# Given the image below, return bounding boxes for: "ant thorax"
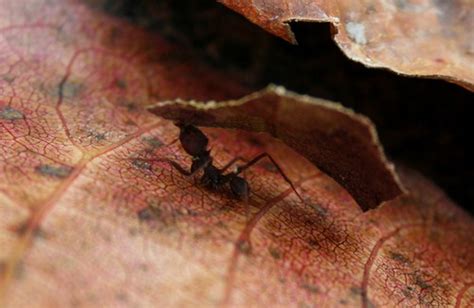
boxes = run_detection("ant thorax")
[201,164,224,189]
[190,154,212,174]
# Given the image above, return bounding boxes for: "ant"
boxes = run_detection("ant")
[157,123,305,203]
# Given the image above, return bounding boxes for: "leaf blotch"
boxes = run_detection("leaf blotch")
[137,208,154,221]
[11,219,44,238]
[350,286,363,296]
[35,164,72,179]
[14,260,25,280]
[0,106,24,120]
[115,292,128,302]
[268,247,281,259]
[2,74,15,83]
[298,302,312,308]
[414,274,432,290]
[261,161,278,172]
[388,250,410,264]
[114,78,127,89]
[132,159,152,170]
[87,130,107,141]
[0,261,6,278]
[237,239,252,255]
[402,286,414,298]
[394,0,425,11]
[60,81,84,99]
[311,203,328,217]
[345,22,367,45]
[301,283,319,294]
[10,220,29,236]
[142,136,163,149]
[138,209,154,222]
[307,238,320,248]
[121,101,137,112]
[137,207,159,221]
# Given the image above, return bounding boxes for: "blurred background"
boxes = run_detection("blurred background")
[85,0,473,213]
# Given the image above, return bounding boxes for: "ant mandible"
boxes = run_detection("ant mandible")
[163,122,304,203]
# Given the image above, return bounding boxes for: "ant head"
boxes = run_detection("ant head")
[178,123,209,157]
[174,122,185,129]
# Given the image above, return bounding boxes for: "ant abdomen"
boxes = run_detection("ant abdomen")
[230,176,249,201]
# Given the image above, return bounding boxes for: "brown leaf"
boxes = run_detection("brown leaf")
[0,1,473,307]
[147,85,403,211]
[219,0,474,90]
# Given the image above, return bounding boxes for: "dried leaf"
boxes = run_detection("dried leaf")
[219,0,474,90]
[147,85,403,211]
[0,1,473,307]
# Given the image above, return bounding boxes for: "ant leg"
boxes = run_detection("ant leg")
[135,157,192,176]
[219,156,247,173]
[167,138,179,146]
[233,153,306,203]
[134,157,209,179]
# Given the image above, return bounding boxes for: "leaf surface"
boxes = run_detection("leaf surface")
[147,86,403,211]
[0,1,473,307]
[219,0,474,90]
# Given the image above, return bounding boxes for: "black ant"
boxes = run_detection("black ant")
[158,123,305,203]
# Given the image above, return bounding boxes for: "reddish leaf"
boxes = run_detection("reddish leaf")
[147,85,403,211]
[0,1,473,307]
[219,0,474,90]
